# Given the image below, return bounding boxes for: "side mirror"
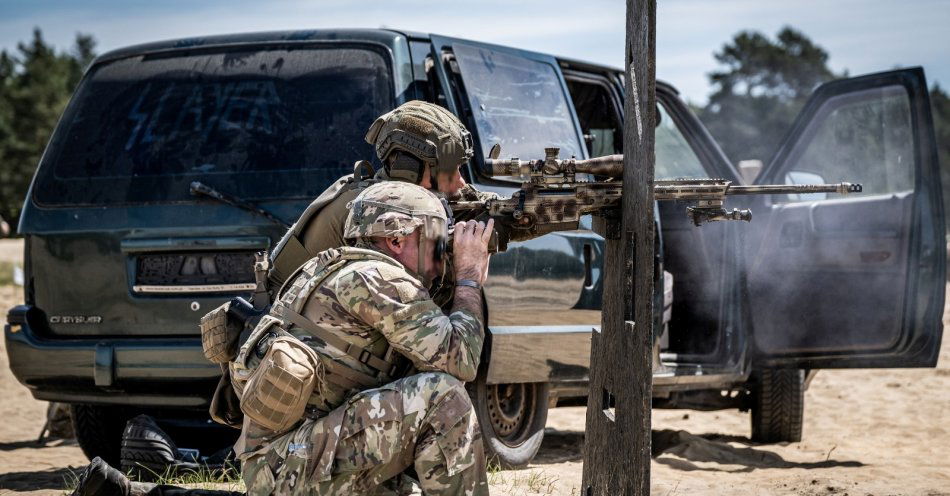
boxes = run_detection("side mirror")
[784,170,828,201]
[737,160,762,184]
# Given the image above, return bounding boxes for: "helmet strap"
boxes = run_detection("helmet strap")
[429,162,440,189]
[388,152,425,184]
[417,228,429,287]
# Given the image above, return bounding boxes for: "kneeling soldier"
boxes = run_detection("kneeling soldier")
[235,181,492,495]
[71,182,492,495]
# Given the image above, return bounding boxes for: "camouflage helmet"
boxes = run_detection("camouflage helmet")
[344,182,450,241]
[364,101,474,182]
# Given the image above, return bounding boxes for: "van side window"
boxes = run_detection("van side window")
[655,102,706,179]
[565,76,623,156]
[777,85,914,202]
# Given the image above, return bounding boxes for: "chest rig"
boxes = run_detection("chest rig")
[233,247,404,419]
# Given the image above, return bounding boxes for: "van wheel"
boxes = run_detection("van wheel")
[71,404,132,465]
[750,368,804,443]
[473,378,550,468]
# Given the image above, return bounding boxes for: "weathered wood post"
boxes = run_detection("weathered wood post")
[581,0,656,494]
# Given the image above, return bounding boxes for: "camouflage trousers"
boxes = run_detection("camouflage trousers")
[242,372,489,495]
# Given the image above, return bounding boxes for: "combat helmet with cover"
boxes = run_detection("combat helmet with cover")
[267,101,469,293]
[344,181,452,286]
[364,100,474,184]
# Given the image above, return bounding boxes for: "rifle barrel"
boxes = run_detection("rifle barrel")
[727,183,862,195]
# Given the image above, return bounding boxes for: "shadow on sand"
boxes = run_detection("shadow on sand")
[531,428,865,473]
[0,467,77,491]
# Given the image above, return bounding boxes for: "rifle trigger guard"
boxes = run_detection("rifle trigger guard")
[513,191,527,220]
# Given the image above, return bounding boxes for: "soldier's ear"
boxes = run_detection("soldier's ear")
[384,235,407,255]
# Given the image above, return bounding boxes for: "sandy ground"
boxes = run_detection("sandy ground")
[0,238,948,495]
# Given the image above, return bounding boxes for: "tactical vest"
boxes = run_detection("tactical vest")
[232,247,405,424]
[267,163,383,293]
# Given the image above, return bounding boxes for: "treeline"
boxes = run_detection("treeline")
[698,26,950,220]
[0,27,948,229]
[0,29,95,228]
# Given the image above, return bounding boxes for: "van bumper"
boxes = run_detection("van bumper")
[5,305,219,408]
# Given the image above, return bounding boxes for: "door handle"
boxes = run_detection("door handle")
[583,243,594,288]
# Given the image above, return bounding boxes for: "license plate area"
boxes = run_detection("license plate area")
[133,251,256,294]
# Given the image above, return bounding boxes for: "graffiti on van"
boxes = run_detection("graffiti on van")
[125,80,282,151]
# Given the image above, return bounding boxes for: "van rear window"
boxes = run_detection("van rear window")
[33,45,393,206]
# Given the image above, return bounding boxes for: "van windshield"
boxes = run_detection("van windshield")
[33,45,393,206]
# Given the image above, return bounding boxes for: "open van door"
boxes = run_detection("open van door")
[748,67,944,368]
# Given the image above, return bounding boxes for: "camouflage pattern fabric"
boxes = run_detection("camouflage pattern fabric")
[342,181,448,241]
[231,246,487,494]
[242,372,487,495]
[364,100,474,177]
[267,172,377,292]
[455,183,500,204]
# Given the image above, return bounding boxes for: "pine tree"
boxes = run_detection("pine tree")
[0,28,96,231]
[699,27,840,165]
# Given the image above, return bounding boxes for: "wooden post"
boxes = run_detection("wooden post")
[581,0,656,494]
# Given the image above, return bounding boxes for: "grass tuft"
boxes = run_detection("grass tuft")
[487,460,559,496]
[61,462,245,494]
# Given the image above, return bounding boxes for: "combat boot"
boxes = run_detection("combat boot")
[70,456,130,496]
[120,415,198,480]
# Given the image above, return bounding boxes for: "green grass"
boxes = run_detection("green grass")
[62,463,245,494]
[135,463,243,488]
[487,458,559,496]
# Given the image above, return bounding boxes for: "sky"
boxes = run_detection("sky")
[1,0,948,105]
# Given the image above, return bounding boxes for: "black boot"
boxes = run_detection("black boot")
[71,456,130,496]
[121,415,198,481]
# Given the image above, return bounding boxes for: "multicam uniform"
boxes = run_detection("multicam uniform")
[268,99,483,295]
[230,183,489,495]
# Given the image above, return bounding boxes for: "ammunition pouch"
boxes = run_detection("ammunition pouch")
[199,297,263,364]
[240,335,323,434]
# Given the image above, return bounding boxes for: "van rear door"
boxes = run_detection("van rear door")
[21,43,395,337]
[747,68,944,368]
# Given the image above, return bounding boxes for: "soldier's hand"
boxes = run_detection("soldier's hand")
[452,219,494,285]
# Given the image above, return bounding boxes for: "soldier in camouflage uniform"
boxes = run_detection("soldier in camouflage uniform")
[232,181,493,495]
[71,182,492,496]
[267,99,496,293]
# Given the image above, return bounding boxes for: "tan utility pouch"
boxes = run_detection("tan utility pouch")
[241,336,322,434]
[200,301,240,364]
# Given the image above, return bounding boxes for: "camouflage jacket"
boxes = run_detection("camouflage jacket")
[231,246,484,457]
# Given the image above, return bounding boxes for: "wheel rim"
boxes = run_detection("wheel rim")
[485,383,537,446]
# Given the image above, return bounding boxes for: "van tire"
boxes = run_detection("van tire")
[750,368,804,443]
[472,377,550,469]
[71,404,131,465]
